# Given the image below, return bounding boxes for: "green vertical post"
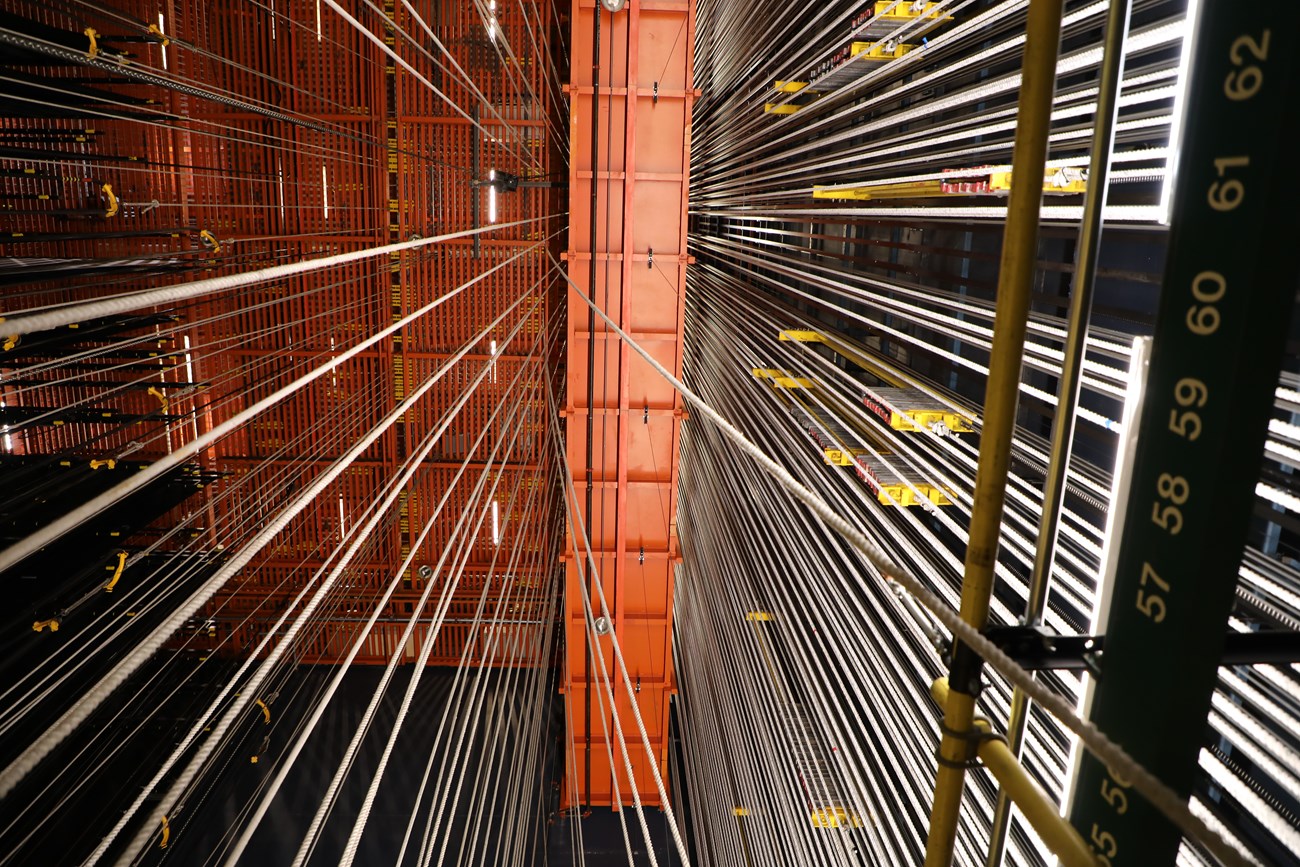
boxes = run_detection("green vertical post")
[1068,3,1300,865]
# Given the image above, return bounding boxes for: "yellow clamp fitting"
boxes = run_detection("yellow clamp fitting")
[199,229,221,253]
[104,551,127,592]
[147,22,170,46]
[147,386,169,412]
[89,458,117,470]
[101,183,119,218]
[32,618,60,633]
[159,816,169,849]
[255,698,271,724]
[85,27,100,59]
[2,334,17,352]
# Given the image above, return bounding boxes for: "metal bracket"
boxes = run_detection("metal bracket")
[982,624,1300,672]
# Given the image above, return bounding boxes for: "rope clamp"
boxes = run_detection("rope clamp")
[147,23,170,47]
[32,618,60,633]
[84,28,99,59]
[104,550,127,592]
[101,184,119,218]
[147,386,169,412]
[199,229,221,253]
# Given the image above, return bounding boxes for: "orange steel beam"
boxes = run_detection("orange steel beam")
[564,0,696,810]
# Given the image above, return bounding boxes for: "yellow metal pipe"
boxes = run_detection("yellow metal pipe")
[923,2,1065,865]
[930,680,1097,867]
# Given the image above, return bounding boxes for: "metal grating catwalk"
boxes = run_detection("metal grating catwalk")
[3,1,1300,867]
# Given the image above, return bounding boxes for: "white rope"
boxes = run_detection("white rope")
[220,309,547,867]
[98,286,539,866]
[0,237,549,576]
[0,217,542,336]
[551,254,1257,867]
[0,240,546,801]
[544,373,687,867]
[293,301,542,867]
[331,379,535,867]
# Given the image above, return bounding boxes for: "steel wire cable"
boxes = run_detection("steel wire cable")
[107,277,549,866]
[0,232,559,798]
[231,358,556,867]
[0,225,557,577]
[265,298,558,867]
[558,234,1259,867]
[329,353,546,867]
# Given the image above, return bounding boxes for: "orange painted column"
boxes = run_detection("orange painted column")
[564,0,695,809]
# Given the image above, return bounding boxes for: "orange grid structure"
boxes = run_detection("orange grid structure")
[1,0,566,666]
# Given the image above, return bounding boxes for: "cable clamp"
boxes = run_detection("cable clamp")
[159,816,169,849]
[199,229,221,253]
[89,458,117,470]
[147,23,170,47]
[32,618,61,633]
[3,334,18,352]
[934,718,1007,769]
[935,720,981,769]
[85,27,100,59]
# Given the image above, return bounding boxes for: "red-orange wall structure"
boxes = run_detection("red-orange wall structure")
[563,0,696,809]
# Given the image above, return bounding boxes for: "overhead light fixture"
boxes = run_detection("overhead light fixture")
[158,14,168,69]
[599,0,627,11]
[1160,0,1203,224]
[491,500,500,545]
[488,170,497,223]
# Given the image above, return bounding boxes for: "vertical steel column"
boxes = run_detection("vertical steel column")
[923,2,1064,865]
[986,2,1132,865]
